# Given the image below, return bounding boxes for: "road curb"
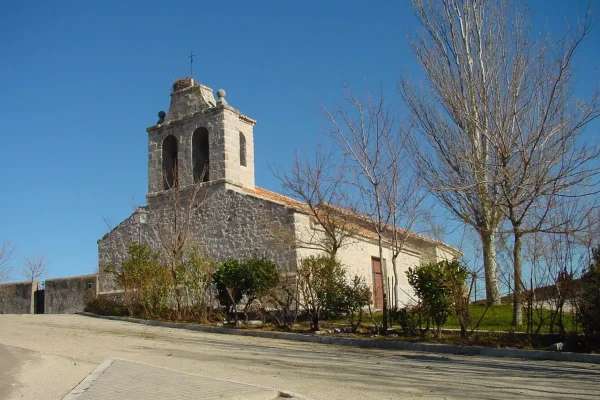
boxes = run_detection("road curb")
[62,357,312,400]
[62,358,116,400]
[78,312,600,364]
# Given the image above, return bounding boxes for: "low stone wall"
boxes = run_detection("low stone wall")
[0,281,38,314]
[45,274,98,314]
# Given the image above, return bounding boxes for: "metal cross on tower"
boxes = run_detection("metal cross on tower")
[188,52,195,76]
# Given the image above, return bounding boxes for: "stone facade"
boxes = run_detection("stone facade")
[99,183,299,292]
[45,274,98,314]
[147,80,255,194]
[0,281,38,314]
[98,78,460,303]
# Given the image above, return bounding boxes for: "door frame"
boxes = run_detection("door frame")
[371,257,384,309]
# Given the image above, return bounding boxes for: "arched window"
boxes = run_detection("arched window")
[162,135,178,189]
[239,132,247,167]
[192,127,210,183]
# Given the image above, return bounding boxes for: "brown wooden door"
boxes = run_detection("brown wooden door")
[372,257,384,309]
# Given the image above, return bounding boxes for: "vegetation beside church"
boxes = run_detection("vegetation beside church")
[85,243,600,353]
[405,260,469,339]
[577,248,600,339]
[91,245,372,333]
[88,0,600,355]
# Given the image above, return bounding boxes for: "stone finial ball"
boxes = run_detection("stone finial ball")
[217,89,226,98]
[158,111,166,118]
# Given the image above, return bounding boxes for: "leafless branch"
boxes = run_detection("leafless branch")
[322,83,427,326]
[20,254,49,282]
[273,143,360,256]
[0,240,15,282]
[142,166,211,317]
[402,0,600,310]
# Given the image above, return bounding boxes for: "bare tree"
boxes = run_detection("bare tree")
[274,144,359,256]
[484,7,600,326]
[21,254,49,282]
[402,0,558,304]
[262,268,300,330]
[323,84,399,332]
[0,240,15,283]
[102,215,115,234]
[145,166,210,317]
[524,211,595,335]
[381,123,428,309]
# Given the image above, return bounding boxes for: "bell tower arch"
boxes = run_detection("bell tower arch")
[145,78,256,199]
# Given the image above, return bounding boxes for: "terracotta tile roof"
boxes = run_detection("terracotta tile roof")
[243,186,311,213]
[324,203,458,252]
[244,186,461,256]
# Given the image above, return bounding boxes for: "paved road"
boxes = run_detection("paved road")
[66,358,299,400]
[0,314,599,399]
[0,345,22,399]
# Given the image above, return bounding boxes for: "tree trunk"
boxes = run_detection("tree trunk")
[392,256,399,309]
[312,314,319,331]
[512,229,524,327]
[227,289,238,325]
[378,236,388,334]
[170,265,183,318]
[557,300,565,334]
[481,230,501,305]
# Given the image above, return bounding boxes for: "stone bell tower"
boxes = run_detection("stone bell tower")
[145,78,256,198]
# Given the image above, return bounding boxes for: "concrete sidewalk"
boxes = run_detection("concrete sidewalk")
[63,358,307,400]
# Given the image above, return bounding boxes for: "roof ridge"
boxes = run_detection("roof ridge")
[246,186,460,255]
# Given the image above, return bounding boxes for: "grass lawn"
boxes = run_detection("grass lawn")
[444,304,579,333]
[366,304,580,334]
[444,304,514,330]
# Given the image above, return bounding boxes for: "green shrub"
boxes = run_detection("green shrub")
[213,256,281,324]
[342,275,372,333]
[106,243,171,318]
[244,255,280,313]
[296,255,347,331]
[262,273,299,330]
[577,248,600,338]
[105,244,215,322]
[84,293,128,317]
[394,307,420,336]
[406,259,469,338]
[177,248,215,323]
[213,259,246,323]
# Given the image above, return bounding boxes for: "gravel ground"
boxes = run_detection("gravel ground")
[0,314,599,400]
[0,344,23,399]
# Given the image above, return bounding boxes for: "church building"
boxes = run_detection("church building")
[97,78,460,307]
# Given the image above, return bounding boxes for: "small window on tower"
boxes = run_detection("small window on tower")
[239,132,247,167]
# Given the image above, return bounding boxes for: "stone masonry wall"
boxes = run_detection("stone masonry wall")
[45,274,98,314]
[98,183,299,293]
[163,83,216,123]
[97,214,138,292]
[190,185,298,267]
[238,118,255,189]
[147,88,251,194]
[0,281,38,314]
[147,107,230,193]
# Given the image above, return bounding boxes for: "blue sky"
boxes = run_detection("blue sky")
[1,0,598,282]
